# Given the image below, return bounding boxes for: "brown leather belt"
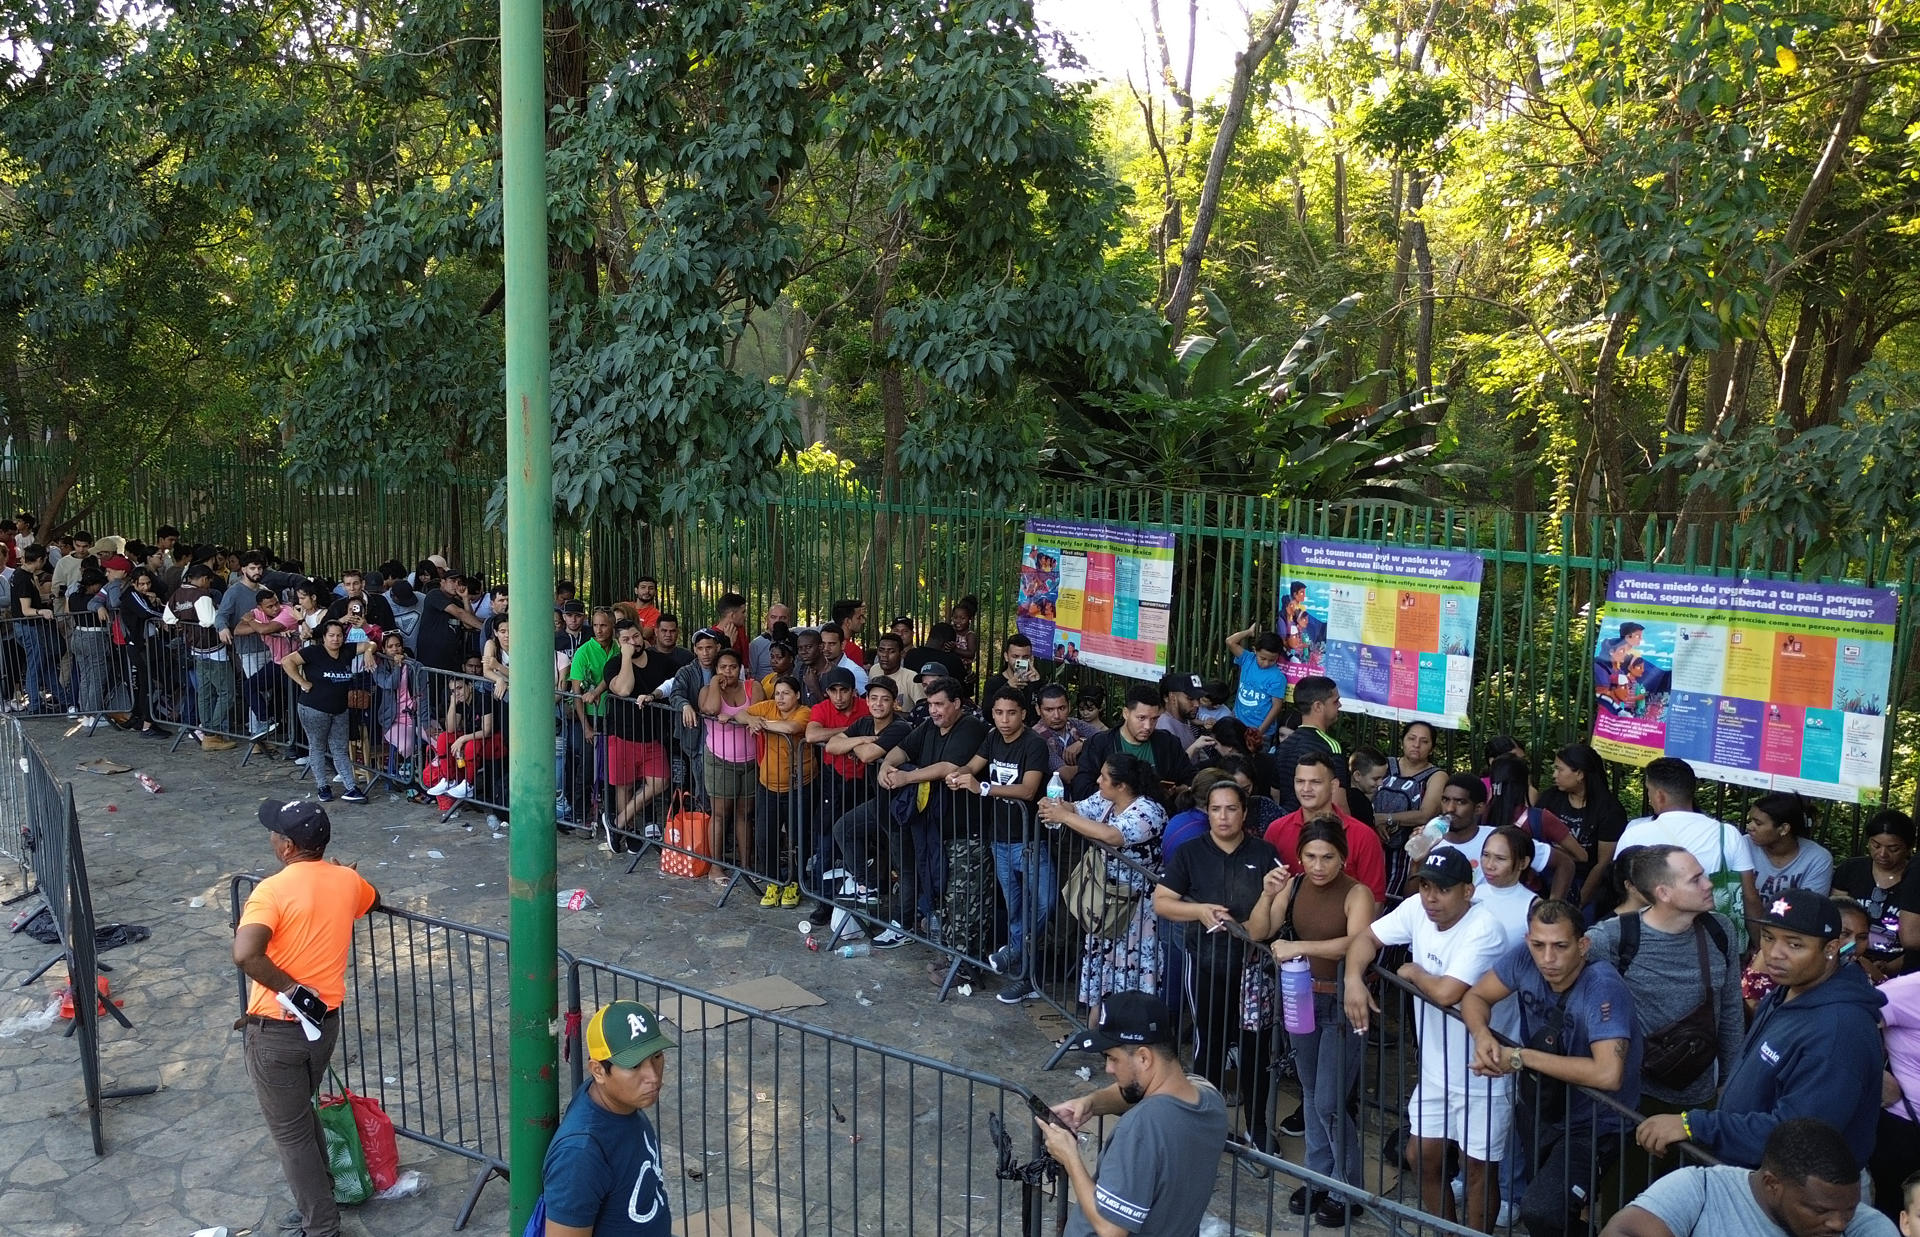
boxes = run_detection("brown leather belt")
[1311,980,1338,995]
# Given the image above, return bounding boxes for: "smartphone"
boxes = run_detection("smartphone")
[1023,1091,1068,1128]
[1014,657,1032,672]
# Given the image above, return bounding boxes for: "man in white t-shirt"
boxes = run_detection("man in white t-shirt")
[1614,758,1753,933]
[1346,846,1516,1231]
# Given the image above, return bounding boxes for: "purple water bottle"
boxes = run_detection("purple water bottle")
[1280,958,1316,1035]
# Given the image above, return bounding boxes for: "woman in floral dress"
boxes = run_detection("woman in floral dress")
[1039,752,1168,1006]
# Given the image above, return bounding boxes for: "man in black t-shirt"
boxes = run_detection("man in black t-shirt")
[878,677,988,937]
[602,621,675,846]
[1261,675,1350,815]
[417,577,483,673]
[948,687,1050,1001]
[823,678,916,924]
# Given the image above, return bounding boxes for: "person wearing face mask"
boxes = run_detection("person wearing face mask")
[1637,888,1886,1172]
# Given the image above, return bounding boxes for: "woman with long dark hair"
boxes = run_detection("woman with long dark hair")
[1153,779,1283,1152]
[1485,756,1583,899]
[116,567,172,738]
[1256,817,1376,1225]
[1834,809,1912,972]
[1538,741,1629,911]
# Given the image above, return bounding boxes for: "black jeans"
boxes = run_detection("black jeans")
[1519,1111,1623,1237]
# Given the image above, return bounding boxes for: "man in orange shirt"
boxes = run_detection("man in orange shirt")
[233,800,379,1237]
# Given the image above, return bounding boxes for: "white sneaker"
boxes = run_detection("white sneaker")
[871,922,911,949]
[424,777,451,796]
[294,755,311,767]
[448,781,472,800]
[1495,1201,1517,1229]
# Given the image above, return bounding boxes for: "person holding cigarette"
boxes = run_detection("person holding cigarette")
[232,799,380,1237]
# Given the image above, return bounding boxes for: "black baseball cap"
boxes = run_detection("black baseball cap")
[917,661,948,680]
[1063,991,1175,1053]
[258,798,331,850]
[822,667,857,692]
[1748,887,1843,940]
[1415,846,1473,889]
[1158,671,1203,697]
[559,599,587,615]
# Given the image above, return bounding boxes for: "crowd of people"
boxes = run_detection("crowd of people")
[9,514,1920,1236]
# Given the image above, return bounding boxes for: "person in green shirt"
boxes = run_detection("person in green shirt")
[569,607,618,830]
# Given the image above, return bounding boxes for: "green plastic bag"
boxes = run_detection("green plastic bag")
[315,1067,375,1206]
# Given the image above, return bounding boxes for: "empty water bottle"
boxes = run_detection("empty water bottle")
[1280,957,1316,1035]
[836,941,871,959]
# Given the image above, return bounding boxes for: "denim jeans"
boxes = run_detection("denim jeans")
[990,838,1055,962]
[19,621,66,711]
[71,628,109,714]
[297,704,356,793]
[1294,989,1364,1201]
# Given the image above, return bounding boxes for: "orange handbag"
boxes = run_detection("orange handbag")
[659,793,713,878]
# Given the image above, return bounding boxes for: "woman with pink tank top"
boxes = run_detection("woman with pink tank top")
[700,649,759,883]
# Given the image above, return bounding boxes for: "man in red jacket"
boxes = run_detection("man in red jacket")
[1263,753,1386,900]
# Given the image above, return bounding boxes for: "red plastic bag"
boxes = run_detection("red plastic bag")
[346,1090,400,1192]
[659,794,713,879]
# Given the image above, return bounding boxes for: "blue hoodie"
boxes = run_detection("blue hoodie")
[1687,961,1886,1168]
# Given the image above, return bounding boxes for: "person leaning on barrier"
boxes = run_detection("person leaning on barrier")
[1585,846,1743,1173]
[1038,991,1229,1237]
[1464,898,1642,1237]
[1150,778,1285,1154]
[947,686,1051,1003]
[537,1000,676,1236]
[1346,845,1517,1232]
[1601,1117,1897,1237]
[233,799,380,1237]
[1041,753,1171,1008]
[1638,887,1886,1172]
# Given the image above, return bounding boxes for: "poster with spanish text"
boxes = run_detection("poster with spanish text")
[1016,518,1175,681]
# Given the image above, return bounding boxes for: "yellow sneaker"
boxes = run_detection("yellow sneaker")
[759,882,781,908]
[780,882,801,908]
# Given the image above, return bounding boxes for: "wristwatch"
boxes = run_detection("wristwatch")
[1508,1048,1525,1072]
[978,782,990,797]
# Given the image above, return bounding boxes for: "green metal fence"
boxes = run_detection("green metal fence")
[6,443,1914,829]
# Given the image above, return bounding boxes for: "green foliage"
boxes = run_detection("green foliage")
[1055,292,1455,498]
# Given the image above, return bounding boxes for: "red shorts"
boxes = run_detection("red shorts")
[607,737,669,785]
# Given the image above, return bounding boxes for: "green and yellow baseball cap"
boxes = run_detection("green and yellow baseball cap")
[584,1000,675,1067]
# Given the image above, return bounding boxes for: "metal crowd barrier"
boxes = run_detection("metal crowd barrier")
[569,958,1054,1236]
[1356,963,1722,1234]
[228,873,556,1229]
[1,717,156,1155]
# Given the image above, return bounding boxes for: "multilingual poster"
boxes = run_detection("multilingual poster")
[1275,539,1485,728]
[1590,572,1899,803]
[1015,518,1175,681]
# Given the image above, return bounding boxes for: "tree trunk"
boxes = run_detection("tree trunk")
[1655,354,1692,513]
[1332,148,1347,248]
[1683,15,1887,530]
[1411,183,1435,393]
[1776,294,1823,429]
[1163,1,1298,336]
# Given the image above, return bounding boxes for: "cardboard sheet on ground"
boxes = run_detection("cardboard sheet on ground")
[657,976,825,1032]
[674,1204,779,1237]
[75,758,132,775]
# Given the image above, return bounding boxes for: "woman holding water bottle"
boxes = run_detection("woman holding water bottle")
[1254,817,1376,1227]
[1152,779,1283,1155]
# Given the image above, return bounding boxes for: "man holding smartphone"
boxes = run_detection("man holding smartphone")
[1038,991,1229,1237]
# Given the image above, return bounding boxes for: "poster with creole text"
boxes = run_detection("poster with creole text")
[1591,572,1898,803]
[1276,539,1484,729]
[1016,518,1175,681]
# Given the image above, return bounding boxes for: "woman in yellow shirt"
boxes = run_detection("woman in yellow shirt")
[744,675,815,909]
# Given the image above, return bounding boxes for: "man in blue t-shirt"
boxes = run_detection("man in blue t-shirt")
[1463,898,1642,1237]
[1224,624,1291,739]
[539,1000,676,1236]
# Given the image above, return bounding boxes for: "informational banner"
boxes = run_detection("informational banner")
[1590,572,1899,803]
[1275,539,1485,728]
[1015,518,1175,681]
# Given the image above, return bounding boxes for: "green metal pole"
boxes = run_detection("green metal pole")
[501,0,556,1226]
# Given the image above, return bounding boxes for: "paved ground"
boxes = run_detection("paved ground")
[0,720,1094,1236]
